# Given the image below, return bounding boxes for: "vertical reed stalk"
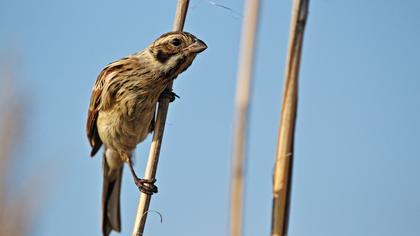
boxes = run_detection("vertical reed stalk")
[131,1,189,235]
[229,0,261,236]
[271,1,309,236]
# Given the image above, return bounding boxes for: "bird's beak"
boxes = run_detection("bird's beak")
[186,39,207,53]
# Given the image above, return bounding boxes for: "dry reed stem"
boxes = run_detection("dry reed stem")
[131,1,190,235]
[271,1,309,236]
[0,72,29,236]
[229,0,260,236]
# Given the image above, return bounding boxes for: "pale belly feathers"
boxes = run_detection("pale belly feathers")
[97,94,158,155]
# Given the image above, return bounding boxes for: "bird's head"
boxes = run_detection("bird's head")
[148,31,207,77]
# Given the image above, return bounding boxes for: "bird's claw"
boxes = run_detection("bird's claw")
[159,89,179,103]
[135,178,158,195]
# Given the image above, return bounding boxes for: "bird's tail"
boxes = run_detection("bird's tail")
[102,151,123,236]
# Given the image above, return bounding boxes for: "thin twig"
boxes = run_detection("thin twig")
[131,1,190,235]
[271,1,309,236]
[229,0,260,236]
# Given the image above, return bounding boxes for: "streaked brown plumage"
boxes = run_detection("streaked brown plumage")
[86,31,206,236]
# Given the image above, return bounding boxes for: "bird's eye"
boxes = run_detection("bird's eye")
[171,38,181,47]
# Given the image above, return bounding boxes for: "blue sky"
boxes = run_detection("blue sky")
[1,0,419,235]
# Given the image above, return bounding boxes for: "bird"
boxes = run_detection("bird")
[86,31,207,236]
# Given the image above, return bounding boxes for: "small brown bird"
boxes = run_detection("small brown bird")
[86,31,207,236]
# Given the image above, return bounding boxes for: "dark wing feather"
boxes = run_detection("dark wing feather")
[87,57,140,157]
[87,66,108,157]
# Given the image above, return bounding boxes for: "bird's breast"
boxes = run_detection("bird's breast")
[97,88,162,153]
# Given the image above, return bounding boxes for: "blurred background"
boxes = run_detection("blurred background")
[1,0,419,235]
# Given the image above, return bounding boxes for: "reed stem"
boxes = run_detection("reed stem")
[131,1,190,235]
[271,1,309,236]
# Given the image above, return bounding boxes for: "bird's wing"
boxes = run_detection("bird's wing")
[86,57,141,156]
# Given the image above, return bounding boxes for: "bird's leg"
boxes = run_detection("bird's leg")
[159,88,179,103]
[127,159,158,195]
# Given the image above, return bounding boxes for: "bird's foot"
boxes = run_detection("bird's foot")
[159,89,179,103]
[135,178,158,195]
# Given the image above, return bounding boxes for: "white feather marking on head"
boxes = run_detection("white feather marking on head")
[160,54,184,74]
